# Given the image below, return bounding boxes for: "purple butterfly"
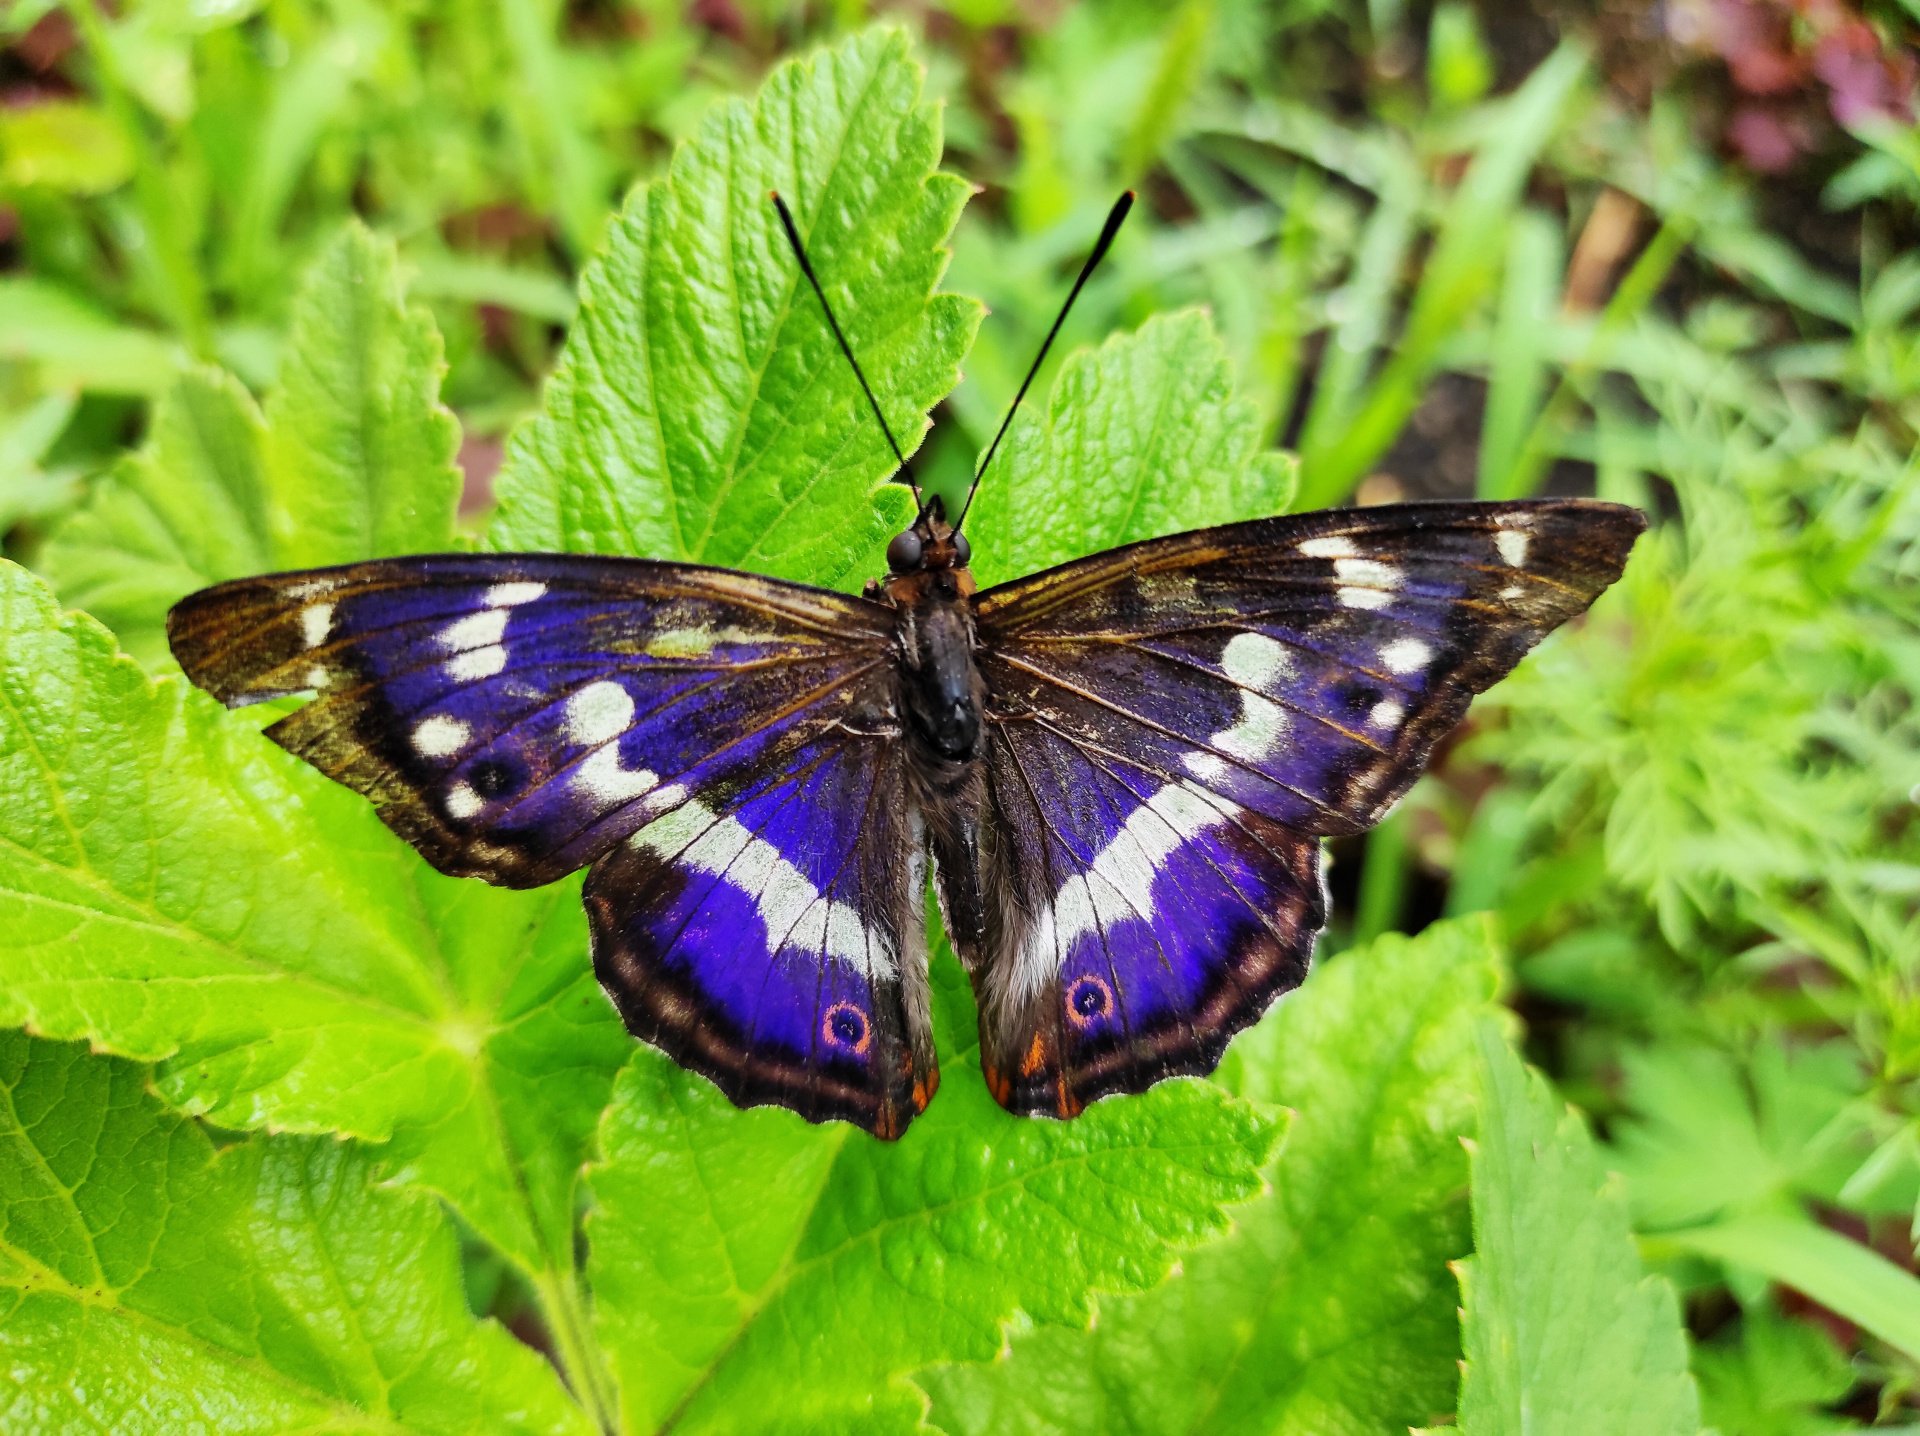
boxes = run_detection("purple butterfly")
[168,194,1643,1139]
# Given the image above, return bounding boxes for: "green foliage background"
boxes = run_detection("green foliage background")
[1,3,1916,1432]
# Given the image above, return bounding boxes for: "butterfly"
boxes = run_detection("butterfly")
[167,192,1644,1139]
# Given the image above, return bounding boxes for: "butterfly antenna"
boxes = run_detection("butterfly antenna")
[770,192,920,507]
[953,190,1134,532]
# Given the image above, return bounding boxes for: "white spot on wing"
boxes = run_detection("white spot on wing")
[1369,698,1405,730]
[441,608,509,652]
[1336,558,1399,588]
[486,581,547,607]
[1500,583,1526,601]
[635,800,894,979]
[1014,782,1239,1004]
[1220,632,1294,689]
[413,714,470,757]
[301,604,334,649]
[1184,753,1228,783]
[564,681,634,747]
[1182,633,1297,779]
[1335,557,1400,611]
[1214,693,1289,762]
[574,746,658,805]
[446,645,507,681]
[445,782,484,820]
[1380,637,1433,674]
[1299,536,1357,559]
[1496,529,1530,567]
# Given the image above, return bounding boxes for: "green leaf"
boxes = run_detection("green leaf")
[1457,1026,1700,1436]
[38,368,271,668]
[1693,1305,1857,1436]
[1295,44,1588,508]
[963,309,1292,588]
[586,955,1278,1434]
[265,223,463,567]
[0,1031,589,1435]
[0,560,628,1297]
[1608,1041,1873,1231]
[921,918,1502,1436]
[41,224,461,666]
[484,27,981,592]
[0,391,83,536]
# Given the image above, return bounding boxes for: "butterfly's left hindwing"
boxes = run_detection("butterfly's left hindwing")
[587,728,935,1137]
[169,554,937,1137]
[951,498,1644,1116]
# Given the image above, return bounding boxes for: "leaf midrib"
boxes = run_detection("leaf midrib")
[684,56,890,564]
[0,829,450,1038]
[0,1182,420,1436]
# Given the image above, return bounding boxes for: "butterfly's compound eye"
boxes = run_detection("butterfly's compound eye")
[951,530,971,566]
[887,529,924,572]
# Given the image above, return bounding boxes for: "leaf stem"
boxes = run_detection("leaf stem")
[533,1266,620,1434]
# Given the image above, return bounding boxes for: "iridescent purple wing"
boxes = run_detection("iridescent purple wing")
[169,554,936,1135]
[587,729,935,1138]
[168,554,895,887]
[957,498,1644,1116]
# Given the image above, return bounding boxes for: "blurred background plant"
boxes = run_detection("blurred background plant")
[4,0,1917,1427]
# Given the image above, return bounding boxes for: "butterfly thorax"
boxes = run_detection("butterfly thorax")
[869,503,985,767]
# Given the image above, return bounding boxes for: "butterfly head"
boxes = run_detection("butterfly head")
[874,495,975,603]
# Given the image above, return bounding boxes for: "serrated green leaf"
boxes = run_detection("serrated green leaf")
[586,954,1278,1435]
[484,27,981,592]
[38,368,271,667]
[0,1031,589,1435]
[1693,1304,1857,1436]
[920,918,1502,1436]
[41,224,461,666]
[1606,1040,1873,1232]
[1457,1026,1701,1436]
[0,560,627,1302]
[265,223,463,566]
[963,309,1290,587]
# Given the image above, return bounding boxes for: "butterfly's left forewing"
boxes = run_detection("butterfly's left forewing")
[955,499,1644,1116]
[168,554,896,885]
[169,555,936,1136]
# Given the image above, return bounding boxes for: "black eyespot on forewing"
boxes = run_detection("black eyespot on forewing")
[1338,680,1384,717]
[469,758,518,798]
